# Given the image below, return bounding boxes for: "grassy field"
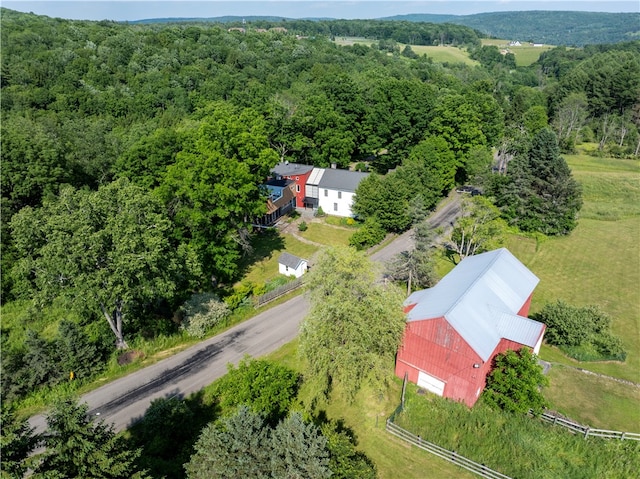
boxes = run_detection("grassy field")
[505,151,640,429]
[408,45,477,65]
[333,36,550,66]
[481,38,554,66]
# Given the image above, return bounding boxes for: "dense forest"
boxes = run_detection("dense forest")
[136,11,640,47]
[1,8,640,476]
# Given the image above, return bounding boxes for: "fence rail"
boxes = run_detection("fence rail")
[536,411,640,441]
[386,420,512,479]
[253,277,305,307]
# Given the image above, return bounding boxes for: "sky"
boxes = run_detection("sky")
[2,1,638,22]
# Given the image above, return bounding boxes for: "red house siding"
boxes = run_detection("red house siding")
[281,170,312,208]
[395,318,489,407]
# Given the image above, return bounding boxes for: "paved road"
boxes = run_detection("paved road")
[29,194,461,434]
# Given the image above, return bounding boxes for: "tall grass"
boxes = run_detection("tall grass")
[394,386,640,479]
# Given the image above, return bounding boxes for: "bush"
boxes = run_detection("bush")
[298,221,308,232]
[535,301,626,361]
[315,206,325,217]
[180,293,231,338]
[348,217,385,250]
[482,348,548,415]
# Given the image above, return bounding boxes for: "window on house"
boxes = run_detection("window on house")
[296,184,300,193]
[295,176,299,180]
[334,203,338,211]
[338,191,342,199]
[324,189,328,197]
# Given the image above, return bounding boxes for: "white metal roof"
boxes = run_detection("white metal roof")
[405,248,543,361]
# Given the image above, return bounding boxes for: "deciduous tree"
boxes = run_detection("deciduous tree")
[299,247,406,401]
[450,196,507,260]
[10,178,187,349]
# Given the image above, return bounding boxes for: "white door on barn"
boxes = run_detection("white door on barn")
[417,371,445,396]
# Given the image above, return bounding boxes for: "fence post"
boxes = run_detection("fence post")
[584,427,590,439]
[451,450,457,462]
[621,432,626,441]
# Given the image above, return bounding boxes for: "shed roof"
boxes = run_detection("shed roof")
[317,168,369,192]
[405,248,543,361]
[278,252,307,270]
[272,162,314,177]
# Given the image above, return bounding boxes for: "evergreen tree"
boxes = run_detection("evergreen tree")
[385,220,438,293]
[185,406,271,479]
[32,398,149,479]
[270,412,331,479]
[0,404,39,478]
[491,128,582,235]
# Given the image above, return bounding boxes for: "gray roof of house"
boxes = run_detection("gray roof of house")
[405,248,543,361]
[317,168,369,192]
[272,162,314,177]
[278,252,307,270]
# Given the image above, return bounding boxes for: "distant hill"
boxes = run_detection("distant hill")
[381,11,640,47]
[132,11,639,47]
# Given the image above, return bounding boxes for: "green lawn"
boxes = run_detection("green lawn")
[297,221,355,247]
[240,233,319,285]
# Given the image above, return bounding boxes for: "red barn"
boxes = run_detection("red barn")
[395,248,545,407]
[271,162,314,208]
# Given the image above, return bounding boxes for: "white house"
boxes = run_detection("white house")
[278,252,308,278]
[304,167,369,217]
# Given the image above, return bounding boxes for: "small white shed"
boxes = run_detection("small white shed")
[278,252,308,278]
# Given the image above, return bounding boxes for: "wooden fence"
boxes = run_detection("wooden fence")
[386,419,512,479]
[253,277,305,307]
[535,410,640,441]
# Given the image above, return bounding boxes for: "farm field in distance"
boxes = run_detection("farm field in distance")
[481,38,554,66]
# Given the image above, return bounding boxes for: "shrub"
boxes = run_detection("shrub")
[482,348,548,415]
[298,221,308,232]
[535,301,626,361]
[180,293,230,338]
[348,217,385,250]
[315,206,325,217]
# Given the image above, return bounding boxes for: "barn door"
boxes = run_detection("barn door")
[417,371,445,396]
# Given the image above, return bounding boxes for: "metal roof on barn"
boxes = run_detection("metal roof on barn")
[278,252,306,270]
[405,248,543,361]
